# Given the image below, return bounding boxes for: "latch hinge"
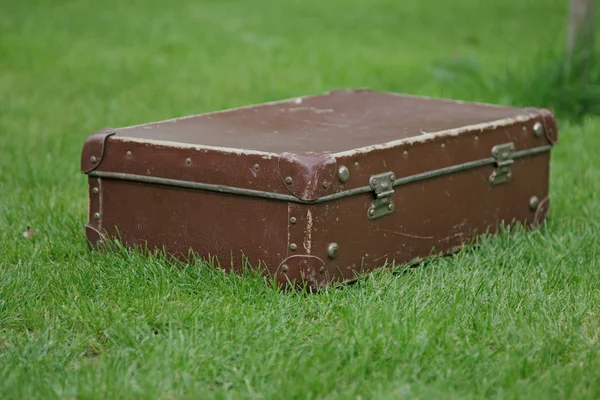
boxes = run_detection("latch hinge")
[489,142,516,186]
[367,171,396,220]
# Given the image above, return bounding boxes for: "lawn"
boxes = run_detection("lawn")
[1,0,599,399]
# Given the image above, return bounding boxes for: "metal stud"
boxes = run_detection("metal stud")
[93,212,100,220]
[92,187,99,194]
[529,196,539,211]
[327,243,339,259]
[285,176,293,185]
[533,122,544,137]
[253,163,260,171]
[441,143,446,148]
[338,166,350,182]
[90,156,98,164]
[281,264,288,273]
[474,136,479,141]
[389,174,396,182]
[289,243,297,251]
[126,151,132,158]
[369,208,375,216]
[388,203,394,211]
[185,158,192,165]
[403,150,408,158]
[290,217,297,224]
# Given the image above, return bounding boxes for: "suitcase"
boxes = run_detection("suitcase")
[81,88,558,290]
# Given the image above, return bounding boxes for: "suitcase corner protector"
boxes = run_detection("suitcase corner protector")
[85,224,106,249]
[532,196,551,228]
[277,152,338,201]
[81,128,116,174]
[276,254,329,290]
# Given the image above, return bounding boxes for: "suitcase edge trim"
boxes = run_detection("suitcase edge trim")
[87,143,553,204]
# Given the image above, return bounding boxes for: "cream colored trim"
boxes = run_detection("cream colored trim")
[332,112,542,158]
[110,89,543,158]
[111,136,278,158]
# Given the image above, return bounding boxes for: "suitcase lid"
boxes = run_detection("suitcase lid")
[81,89,558,203]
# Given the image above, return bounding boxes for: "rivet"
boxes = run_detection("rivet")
[507,171,513,179]
[529,196,539,211]
[388,203,394,211]
[285,176,293,185]
[185,158,192,165]
[90,156,98,164]
[253,163,260,170]
[533,122,544,137]
[93,212,100,220]
[441,143,446,148]
[289,243,297,251]
[290,217,297,224]
[522,126,527,132]
[474,136,479,141]
[338,166,350,182]
[126,151,132,158]
[319,266,326,274]
[281,264,288,273]
[369,208,375,216]
[389,174,396,182]
[92,187,99,195]
[371,178,378,186]
[403,150,408,157]
[322,182,329,189]
[327,243,339,259]
[354,161,360,167]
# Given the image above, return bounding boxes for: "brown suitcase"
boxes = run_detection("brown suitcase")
[81,88,558,290]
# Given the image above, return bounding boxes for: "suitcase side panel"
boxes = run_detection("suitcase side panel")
[92,179,289,273]
[327,110,554,195]
[94,138,291,197]
[279,147,551,289]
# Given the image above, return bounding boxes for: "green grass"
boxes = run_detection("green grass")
[1,0,599,398]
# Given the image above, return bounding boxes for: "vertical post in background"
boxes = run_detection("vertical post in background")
[567,0,596,66]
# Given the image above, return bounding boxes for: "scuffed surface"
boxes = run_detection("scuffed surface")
[112,89,536,154]
[278,152,336,201]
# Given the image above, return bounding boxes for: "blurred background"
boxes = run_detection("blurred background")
[2,0,597,225]
[2,0,597,133]
[1,1,599,399]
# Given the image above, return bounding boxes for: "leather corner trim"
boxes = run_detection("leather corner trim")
[533,196,550,228]
[85,224,106,249]
[278,152,337,201]
[276,254,328,291]
[81,128,116,173]
[536,109,558,145]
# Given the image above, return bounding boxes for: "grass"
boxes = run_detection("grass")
[1,0,599,398]
[430,45,600,123]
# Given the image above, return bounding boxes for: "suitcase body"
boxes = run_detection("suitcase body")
[81,89,558,289]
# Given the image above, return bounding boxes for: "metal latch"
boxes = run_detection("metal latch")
[489,142,516,186]
[367,171,396,220]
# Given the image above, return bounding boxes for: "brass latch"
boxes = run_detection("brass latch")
[368,171,396,220]
[489,142,516,186]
